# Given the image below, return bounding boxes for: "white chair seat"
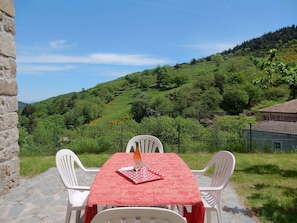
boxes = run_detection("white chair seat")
[70,190,89,207]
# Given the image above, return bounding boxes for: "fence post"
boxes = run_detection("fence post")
[53,127,59,152]
[249,123,252,152]
[178,122,181,153]
[119,125,123,152]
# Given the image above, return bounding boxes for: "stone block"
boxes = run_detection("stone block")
[0,128,19,152]
[0,157,20,195]
[0,56,17,78]
[0,79,17,96]
[0,0,15,17]
[0,96,18,114]
[0,32,16,58]
[3,15,15,35]
[9,58,16,78]
[0,112,18,130]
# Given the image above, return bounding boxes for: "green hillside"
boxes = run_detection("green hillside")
[18,25,297,155]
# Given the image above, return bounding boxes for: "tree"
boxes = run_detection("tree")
[254,49,297,99]
[190,58,197,65]
[130,100,152,123]
[20,104,37,133]
[169,89,191,117]
[173,74,188,87]
[67,93,77,109]
[18,125,39,155]
[211,53,223,71]
[216,114,256,137]
[21,104,36,117]
[140,76,154,89]
[214,73,225,93]
[154,65,170,87]
[98,87,114,103]
[221,88,249,115]
[151,96,173,116]
[174,63,181,69]
[125,73,140,84]
[195,74,214,91]
[200,88,223,114]
[226,73,245,85]
[244,84,262,107]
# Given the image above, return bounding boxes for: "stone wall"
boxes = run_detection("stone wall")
[0,0,19,195]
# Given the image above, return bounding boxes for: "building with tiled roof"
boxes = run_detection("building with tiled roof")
[244,99,297,151]
[259,99,297,122]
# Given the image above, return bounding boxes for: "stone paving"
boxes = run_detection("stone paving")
[0,167,259,223]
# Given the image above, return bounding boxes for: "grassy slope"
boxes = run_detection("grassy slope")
[89,92,133,126]
[90,86,173,128]
[89,55,266,128]
[95,61,219,126]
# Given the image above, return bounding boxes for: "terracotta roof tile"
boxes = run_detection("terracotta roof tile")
[245,121,297,135]
[259,99,297,114]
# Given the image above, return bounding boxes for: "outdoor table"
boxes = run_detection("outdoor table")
[83,152,205,223]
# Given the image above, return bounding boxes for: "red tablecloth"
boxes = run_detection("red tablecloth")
[84,153,204,223]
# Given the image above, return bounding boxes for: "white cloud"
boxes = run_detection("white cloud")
[49,40,67,49]
[17,40,76,54]
[17,53,171,66]
[88,53,170,65]
[17,40,171,66]
[17,64,75,75]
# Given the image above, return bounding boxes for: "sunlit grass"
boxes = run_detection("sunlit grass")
[19,153,110,177]
[20,152,297,222]
[20,156,56,177]
[231,153,297,222]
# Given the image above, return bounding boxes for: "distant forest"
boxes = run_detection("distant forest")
[224,25,297,55]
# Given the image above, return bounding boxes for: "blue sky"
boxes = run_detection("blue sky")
[15,0,296,103]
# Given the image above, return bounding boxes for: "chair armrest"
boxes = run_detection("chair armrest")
[191,169,206,176]
[83,168,100,173]
[67,185,91,191]
[199,186,224,192]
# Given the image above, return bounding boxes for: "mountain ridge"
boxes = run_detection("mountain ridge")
[18,25,297,105]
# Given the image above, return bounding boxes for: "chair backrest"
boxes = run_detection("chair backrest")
[202,151,235,206]
[56,149,85,195]
[125,135,164,153]
[90,207,187,223]
[205,150,235,189]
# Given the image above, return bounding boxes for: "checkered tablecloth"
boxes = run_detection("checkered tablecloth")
[117,166,164,184]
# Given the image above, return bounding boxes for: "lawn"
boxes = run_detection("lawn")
[20,152,297,223]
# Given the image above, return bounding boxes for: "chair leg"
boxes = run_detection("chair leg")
[75,210,81,223]
[65,203,72,223]
[206,210,211,223]
[216,207,222,223]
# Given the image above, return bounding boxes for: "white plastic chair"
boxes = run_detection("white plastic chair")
[191,150,235,223]
[90,207,188,223]
[125,135,164,153]
[56,149,99,223]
